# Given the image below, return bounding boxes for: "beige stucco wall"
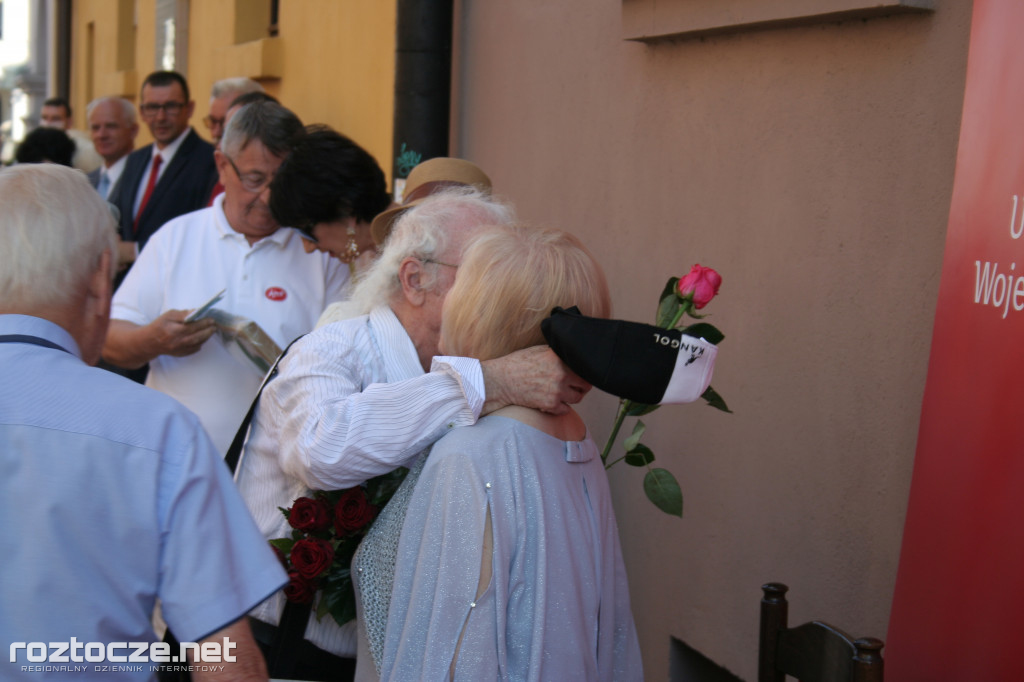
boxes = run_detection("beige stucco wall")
[69,0,394,175]
[452,1,971,678]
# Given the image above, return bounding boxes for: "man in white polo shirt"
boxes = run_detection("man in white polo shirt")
[102,101,348,454]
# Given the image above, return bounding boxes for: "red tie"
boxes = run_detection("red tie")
[133,153,163,234]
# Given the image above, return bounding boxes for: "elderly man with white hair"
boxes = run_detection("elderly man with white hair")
[0,164,285,682]
[86,96,139,200]
[235,187,590,680]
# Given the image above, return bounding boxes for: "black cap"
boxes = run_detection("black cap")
[541,306,718,404]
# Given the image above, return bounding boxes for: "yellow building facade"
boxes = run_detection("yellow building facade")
[68,0,396,178]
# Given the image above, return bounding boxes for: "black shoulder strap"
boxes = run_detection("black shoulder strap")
[224,334,305,474]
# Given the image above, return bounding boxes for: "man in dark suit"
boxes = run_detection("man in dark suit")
[108,71,218,272]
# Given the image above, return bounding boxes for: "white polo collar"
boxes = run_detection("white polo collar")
[210,193,292,249]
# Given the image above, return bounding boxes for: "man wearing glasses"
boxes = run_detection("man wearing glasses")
[103,101,349,455]
[108,71,219,266]
[205,77,265,147]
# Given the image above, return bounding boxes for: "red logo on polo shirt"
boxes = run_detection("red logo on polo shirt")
[265,287,287,301]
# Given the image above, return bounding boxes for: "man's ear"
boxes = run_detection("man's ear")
[77,249,114,366]
[397,256,427,307]
[214,149,230,187]
[88,249,113,320]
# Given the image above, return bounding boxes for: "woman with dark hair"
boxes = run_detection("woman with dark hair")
[15,127,76,167]
[268,126,391,271]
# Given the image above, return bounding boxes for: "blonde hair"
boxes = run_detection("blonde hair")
[0,164,117,309]
[442,224,611,361]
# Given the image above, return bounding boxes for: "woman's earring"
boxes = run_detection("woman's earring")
[342,223,361,263]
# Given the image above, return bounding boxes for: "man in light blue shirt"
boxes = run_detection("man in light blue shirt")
[0,164,286,681]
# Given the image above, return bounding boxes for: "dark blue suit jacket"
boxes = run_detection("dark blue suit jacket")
[108,128,218,251]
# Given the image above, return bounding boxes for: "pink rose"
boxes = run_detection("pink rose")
[676,264,722,309]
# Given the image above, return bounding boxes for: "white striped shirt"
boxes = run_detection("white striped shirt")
[236,305,484,656]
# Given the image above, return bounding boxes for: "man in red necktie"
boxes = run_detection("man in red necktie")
[107,71,219,276]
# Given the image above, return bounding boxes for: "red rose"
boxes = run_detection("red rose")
[290,538,334,579]
[334,487,377,534]
[287,496,331,532]
[283,570,316,604]
[676,264,722,310]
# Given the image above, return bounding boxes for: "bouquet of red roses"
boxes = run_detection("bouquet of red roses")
[269,467,407,626]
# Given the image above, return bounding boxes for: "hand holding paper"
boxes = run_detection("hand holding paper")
[149,309,217,357]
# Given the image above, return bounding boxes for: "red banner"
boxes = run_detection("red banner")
[887,1,1024,677]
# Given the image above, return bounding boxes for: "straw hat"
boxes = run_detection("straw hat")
[370,157,492,245]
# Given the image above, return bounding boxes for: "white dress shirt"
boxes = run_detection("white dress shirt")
[132,126,191,219]
[103,155,128,195]
[235,305,486,657]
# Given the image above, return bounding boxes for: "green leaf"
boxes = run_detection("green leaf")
[625,443,655,467]
[365,466,410,506]
[625,401,660,417]
[681,322,725,345]
[316,594,330,620]
[644,468,683,517]
[321,567,357,626]
[656,293,682,329]
[659,276,680,303]
[701,385,732,413]
[623,421,646,452]
[268,538,295,553]
[656,277,682,327]
[333,536,360,566]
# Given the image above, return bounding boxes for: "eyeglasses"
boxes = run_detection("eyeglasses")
[421,258,459,269]
[225,154,274,193]
[202,115,225,130]
[139,101,186,117]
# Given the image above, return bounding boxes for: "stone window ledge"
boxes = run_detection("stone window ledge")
[623,0,934,43]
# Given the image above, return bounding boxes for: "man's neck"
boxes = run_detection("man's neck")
[0,302,87,357]
[154,126,190,152]
[390,300,436,372]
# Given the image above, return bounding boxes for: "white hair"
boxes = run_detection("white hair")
[210,77,264,100]
[0,165,117,309]
[85,96,137,125]
[346,186,514,315]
